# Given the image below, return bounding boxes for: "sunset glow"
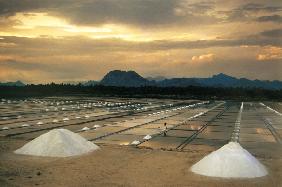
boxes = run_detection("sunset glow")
[0,0,281,83]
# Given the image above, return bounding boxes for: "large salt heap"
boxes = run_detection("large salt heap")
[191,142,267,178]
[14,129,99,157]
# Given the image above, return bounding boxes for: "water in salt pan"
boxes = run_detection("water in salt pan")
[191,142,267,178]
[14,129,99,157]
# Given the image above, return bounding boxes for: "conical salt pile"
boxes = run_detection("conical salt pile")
[191,142,267,178]
[14,129,99,157]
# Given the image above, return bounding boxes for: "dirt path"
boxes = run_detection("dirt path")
[1,137,281,187]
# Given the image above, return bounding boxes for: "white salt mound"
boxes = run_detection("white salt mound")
[191,142,267,178]
[131,140,140,145]
[81,127,90,131]
[143,135,152,140]
[14,129,99,157]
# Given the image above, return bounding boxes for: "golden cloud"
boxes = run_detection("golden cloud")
[257,46,282,61]
[192,53,215,62]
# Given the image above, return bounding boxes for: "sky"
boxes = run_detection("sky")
[0,0,281,83]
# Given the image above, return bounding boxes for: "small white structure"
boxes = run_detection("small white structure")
[191,142,268,178]
[14,129,99,157]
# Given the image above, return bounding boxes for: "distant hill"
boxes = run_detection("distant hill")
[0,81,25,86]
[99,70,282,90]
[100,70,152,87]
[157,78,200,87]
[2,71,282,90]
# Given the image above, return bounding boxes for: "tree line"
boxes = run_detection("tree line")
[0,83,281,101]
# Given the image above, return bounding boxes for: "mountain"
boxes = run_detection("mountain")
[0,81,25,86]
[157,78,200,87]
[99,70,282,90]
[100,70,152,87]
[198,73,238,87]
[2,71,282,90]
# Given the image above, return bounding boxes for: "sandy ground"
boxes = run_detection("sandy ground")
[0,137,282,187]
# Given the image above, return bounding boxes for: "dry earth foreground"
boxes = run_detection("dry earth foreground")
[0,97,281,187]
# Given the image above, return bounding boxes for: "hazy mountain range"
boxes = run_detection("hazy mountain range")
[0,80,25,87]
[1,70,282,90]
[98,70,282,90]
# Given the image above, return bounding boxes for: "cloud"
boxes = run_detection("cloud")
[241,3,282,12]
[0,35,281,59]
[192,53,215,62]
[0,0,223,28]
[0,0,180,26]
[261,29,282,38]
[256,15,282,23]
[218,3,282,22]
[257,46,282,61]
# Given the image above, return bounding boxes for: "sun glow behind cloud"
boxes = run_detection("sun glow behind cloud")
[0,12,144,41]
[1,12,216,42]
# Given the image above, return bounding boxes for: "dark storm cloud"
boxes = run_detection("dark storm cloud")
[256,15,282,23]
[261,29,282,38]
